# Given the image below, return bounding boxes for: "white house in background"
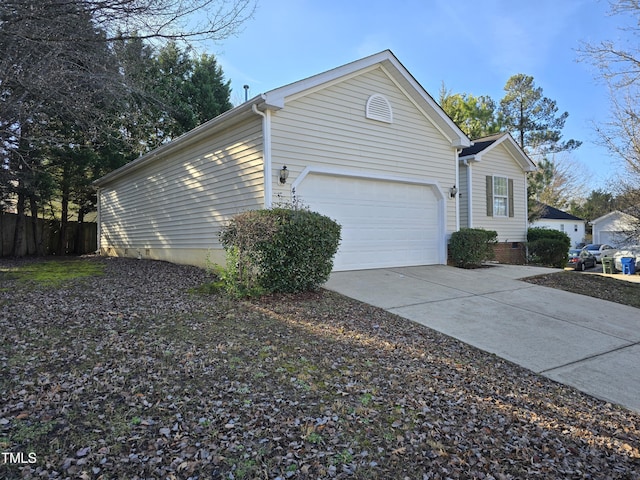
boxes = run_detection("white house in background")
[94,50,534,271]
[530,203,586,248]
[591,210,639,246]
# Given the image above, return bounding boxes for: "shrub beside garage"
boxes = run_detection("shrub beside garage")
[449,228,498,268]
[219,207,341,296]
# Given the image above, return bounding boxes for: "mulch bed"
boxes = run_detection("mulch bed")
[523,269,640,309]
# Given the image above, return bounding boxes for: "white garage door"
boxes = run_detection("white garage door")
[297,173,442,271]
[597,231,617,246]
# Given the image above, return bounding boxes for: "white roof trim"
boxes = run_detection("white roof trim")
[95,50,471,187]
[459,133,536,172]
[591,210,638,224]
[94,97,267,186]
[264,50,470,148]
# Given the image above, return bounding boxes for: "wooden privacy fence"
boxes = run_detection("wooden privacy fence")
[0,212,97,257]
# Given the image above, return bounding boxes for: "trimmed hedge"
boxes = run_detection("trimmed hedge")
[219,207,341,295]
[449,228,498,268]
[527,227,570,268]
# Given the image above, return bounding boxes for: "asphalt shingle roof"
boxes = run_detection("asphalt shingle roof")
[459,133,505,157]
[538,203,584,221]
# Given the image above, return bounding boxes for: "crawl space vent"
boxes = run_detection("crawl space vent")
[365,94,393,123]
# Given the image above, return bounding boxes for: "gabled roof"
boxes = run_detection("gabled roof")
[458,133,504,157]
[459,132,537,172]
[261,50,471,149]
[95,50,471,187]
[537,203,584,221]
[591,210,639,224]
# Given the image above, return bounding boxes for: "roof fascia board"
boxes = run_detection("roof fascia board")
[502,137,537,172]
[270,65,380,105]
[592,210,637,224]
[379,57,470,148]
[459,134,536,172]
[94,98,265,186]
[263,51,393,107]
[264,50,470,149]
[379,64,470,148]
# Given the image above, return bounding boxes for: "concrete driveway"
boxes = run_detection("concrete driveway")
[325,264,640,413]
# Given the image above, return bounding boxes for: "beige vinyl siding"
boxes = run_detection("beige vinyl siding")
[269,66,458,232]
[458,163,469,228]
[470,146,528,241]
[99,118,264,258]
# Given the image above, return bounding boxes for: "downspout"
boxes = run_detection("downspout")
[96,187,101,254]
[464,159,473,228]
[524,171,529,263]
[454,148,460,232]
[252,103,273,208]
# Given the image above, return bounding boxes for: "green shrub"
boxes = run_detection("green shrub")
[527,227,570,243]
[527,228,570,268]
[219,206,341,296]
[449,228,498,268]
[219,210,279,297]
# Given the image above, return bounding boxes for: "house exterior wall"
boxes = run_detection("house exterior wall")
[530,219,586,248]
[592,212,637,246]
[468,146,528,242]
[98,117,264,267]
[268,66,459,235]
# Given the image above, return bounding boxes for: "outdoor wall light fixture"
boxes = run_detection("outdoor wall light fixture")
[449,185,458,198]
[279,165,289,184]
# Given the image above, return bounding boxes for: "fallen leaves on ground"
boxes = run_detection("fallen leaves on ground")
[1,257,639,479]
[523,270,640,309]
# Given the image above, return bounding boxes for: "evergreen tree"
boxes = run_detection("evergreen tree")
[188,54,234,125]
[439,87,502,139]
[499,74,581,155]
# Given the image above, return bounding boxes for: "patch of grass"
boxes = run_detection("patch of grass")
[1,259,105,287]
[305,431,323,444]
[9,420,57,443]
[187,280,225,295]
[332,449,354,465]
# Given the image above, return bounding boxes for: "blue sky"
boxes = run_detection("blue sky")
[205,0,629,192]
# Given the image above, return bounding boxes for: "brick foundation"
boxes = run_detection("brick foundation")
[491,241,527,265]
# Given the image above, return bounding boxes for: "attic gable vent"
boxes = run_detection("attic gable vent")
[365,94,393,123]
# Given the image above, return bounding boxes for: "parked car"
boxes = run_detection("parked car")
[567,249,597,271]
[584,244,614,263]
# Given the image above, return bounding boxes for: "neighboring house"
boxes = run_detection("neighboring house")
[94,50,532,271]
[458,133,537,263]
[591,210,639,246]
[530,203,586,248]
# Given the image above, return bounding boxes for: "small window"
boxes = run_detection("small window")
[560,224,565,232]
[486,176,514,218]
[493,176,508,217]
[366,94,393,123]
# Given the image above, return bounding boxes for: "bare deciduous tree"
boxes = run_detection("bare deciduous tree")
[579,0,640,242]
[1,0,253,255]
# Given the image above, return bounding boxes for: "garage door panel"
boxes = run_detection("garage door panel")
[297,173,442,271]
